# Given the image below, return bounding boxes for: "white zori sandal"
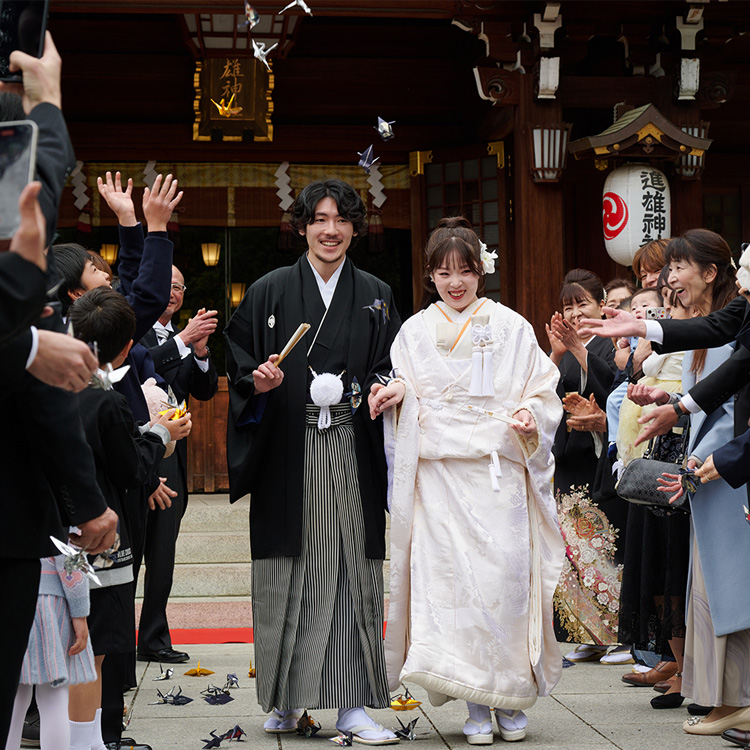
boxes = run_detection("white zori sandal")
[336,708,399,745]
[494,709,527,742]
[464,702,493,745]
[263,708,304,733]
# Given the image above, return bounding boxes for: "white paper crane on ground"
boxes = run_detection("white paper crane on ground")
[274,162,294,211]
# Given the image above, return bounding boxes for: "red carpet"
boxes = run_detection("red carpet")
[136,628,255,645]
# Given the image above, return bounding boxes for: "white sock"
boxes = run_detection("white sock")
[36,684,70,750]
[464,702,492,735]
[69,719,96,750]
[4,683,32,750]
[91,708,107,750]
[336,707,396,740]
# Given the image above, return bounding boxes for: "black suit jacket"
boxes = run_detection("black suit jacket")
[0,103,108,559]
[141,325,218,477]
[225,256,400,560]
[655,297,750,433]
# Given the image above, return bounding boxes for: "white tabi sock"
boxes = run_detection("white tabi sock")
[464,702,492,736]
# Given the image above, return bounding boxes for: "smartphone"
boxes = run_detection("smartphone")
[0,0,49,82]
[0,119,38,240]
[646,307,667,320]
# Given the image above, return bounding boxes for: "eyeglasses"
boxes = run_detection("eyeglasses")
[171,283,187,293]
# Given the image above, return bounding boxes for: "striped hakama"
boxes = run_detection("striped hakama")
[21,595,97,687]
[252,404,390,711]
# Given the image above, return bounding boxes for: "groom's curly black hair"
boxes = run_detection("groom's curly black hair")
[289,179,368,237]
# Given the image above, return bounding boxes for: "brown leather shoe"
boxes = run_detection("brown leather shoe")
[721,728,750,747]
[621,661,678,686]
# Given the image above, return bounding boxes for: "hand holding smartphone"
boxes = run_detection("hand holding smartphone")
[0,0,49,83]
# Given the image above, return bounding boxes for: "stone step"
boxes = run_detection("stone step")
[137,562,251,598]
[136,559,391,599]
[179,495,248,534]
[175,531,250,565]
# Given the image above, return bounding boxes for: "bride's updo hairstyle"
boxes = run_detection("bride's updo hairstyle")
[421,216,485,308]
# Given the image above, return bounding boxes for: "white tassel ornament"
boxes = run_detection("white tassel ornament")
[489,450,502,492]
[309,370,344,431]
[468,324,495,397]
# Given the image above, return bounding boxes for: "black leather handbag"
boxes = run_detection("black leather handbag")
[616,416,692,514]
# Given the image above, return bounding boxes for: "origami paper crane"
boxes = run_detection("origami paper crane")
[210,94,243,118]
[49,536,101,586]
[374,117,395,141]
[357,145,379,175]
[393,717,418,741]
[390,689,421,711]
[224,673,240,689]
[247,660,256,678]
[201,730,224,749]
[223,725,246,742]
[329,732,353,746]
[252,39,278,72]
[363,297,389,323]
[201,685,234,705]
[279,0,312,15]
[158,399,187,420]
[237,2,259,29]
[153,667,174,681]
[90,362,131,391]
[150,686,193,705]
[296,711,321,738]
[184,662,214,677]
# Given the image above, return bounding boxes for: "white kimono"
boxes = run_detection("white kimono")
[384,298,565,709]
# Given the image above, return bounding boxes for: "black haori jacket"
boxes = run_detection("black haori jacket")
[225,255,401,560]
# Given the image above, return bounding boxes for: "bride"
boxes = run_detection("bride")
[368,217,564,745]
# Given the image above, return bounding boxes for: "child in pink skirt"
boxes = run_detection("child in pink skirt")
[4,554,96,750]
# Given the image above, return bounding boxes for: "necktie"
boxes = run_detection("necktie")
[155,328,169,346]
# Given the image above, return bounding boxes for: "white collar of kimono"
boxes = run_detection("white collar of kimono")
[583,335,596,348]
[434,297,487,322]
[306,252,345,309]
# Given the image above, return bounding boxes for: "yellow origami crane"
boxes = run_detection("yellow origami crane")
[158,400,187,420]
[248,659,256,678]
[390,690,421,711]
[210,93,243,117]
[184,661,214,677]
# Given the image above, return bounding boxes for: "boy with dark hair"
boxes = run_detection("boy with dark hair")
[66,288,191,750]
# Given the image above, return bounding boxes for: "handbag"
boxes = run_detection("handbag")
[616,416,692,513]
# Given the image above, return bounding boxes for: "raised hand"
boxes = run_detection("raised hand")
[178,308,218,355]
[578,308,647,340]
[143,174,183,233]
[0,32,62,112]
[545,312,567,365]
[97,171,136,226]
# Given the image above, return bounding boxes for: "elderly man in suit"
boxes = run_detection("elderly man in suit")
[136,267,219,663]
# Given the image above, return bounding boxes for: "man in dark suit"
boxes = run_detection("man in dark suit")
[136,266,218,663]
[0,35,116,746]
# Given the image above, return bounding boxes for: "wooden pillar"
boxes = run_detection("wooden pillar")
[409,166,428,313]
[513,73,566,343]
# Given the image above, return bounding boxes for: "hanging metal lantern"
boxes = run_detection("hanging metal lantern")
[602,164,671,266]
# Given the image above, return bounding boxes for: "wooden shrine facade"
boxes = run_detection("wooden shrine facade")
[47,0,750,491]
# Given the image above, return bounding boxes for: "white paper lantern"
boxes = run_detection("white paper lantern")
[602,164,671,266]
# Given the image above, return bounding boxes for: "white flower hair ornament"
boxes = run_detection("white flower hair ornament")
[479,240,498,275]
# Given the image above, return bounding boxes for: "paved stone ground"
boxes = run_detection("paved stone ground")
[126,644,730,750]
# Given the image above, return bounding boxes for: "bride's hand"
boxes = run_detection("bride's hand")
[512,408,537,436]
[368,381,405,419]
